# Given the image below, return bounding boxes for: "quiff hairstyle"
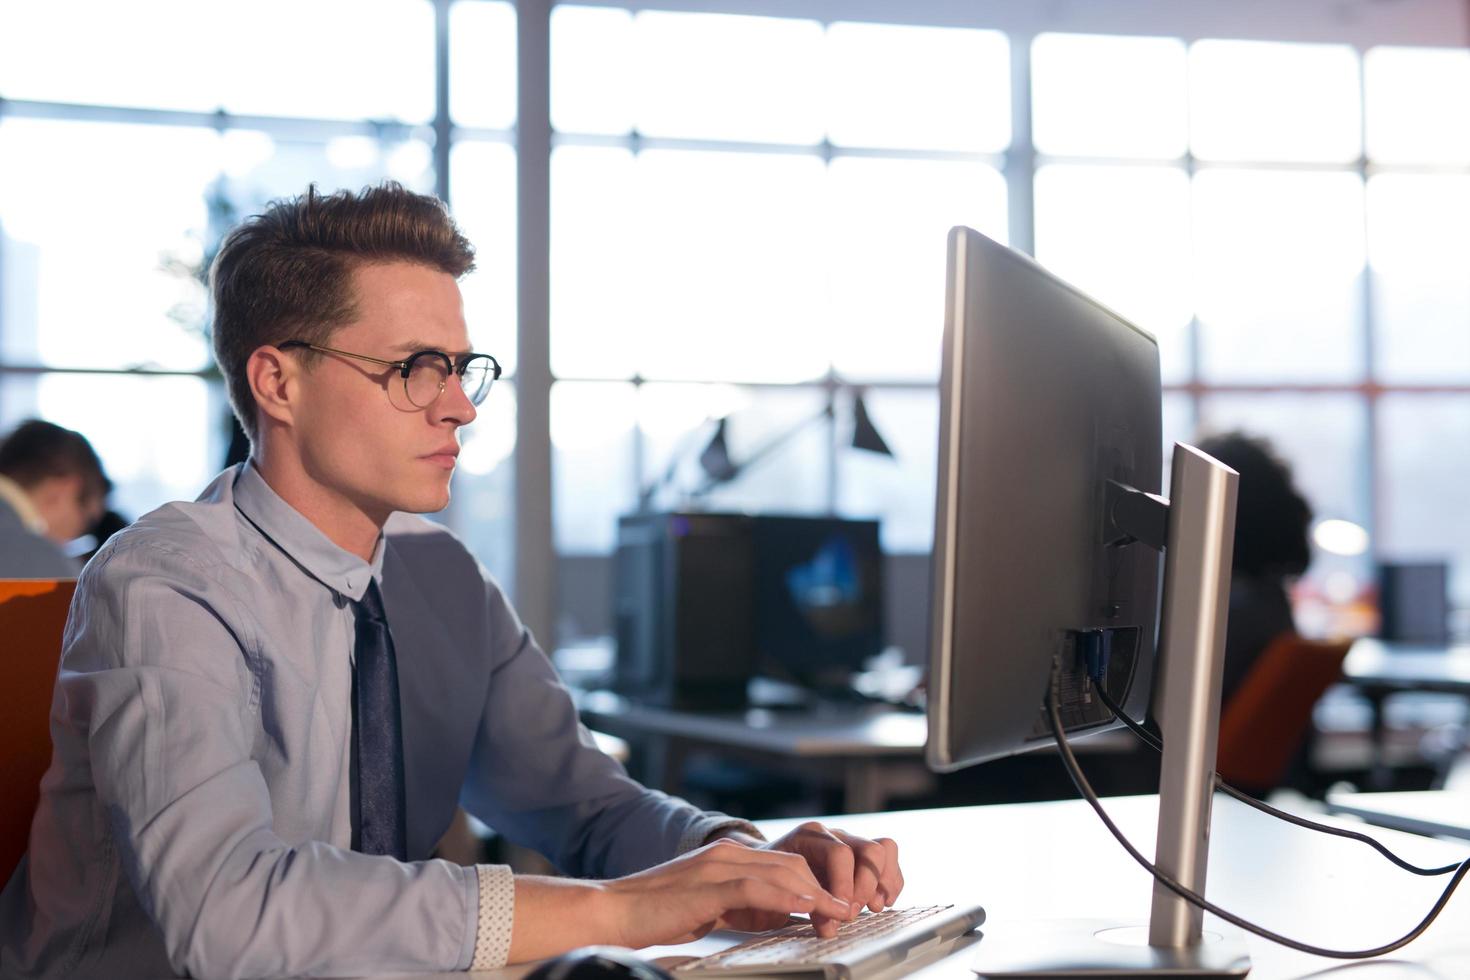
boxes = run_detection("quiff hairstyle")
[209,181,476,443]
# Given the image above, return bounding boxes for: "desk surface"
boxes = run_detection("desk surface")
[381,795,1470,980]
[1326,789,1470,841]
[1343,639,1470,694]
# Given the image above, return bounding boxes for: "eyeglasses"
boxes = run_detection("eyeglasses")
[278,341,501,408]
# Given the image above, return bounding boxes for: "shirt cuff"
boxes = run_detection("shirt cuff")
[676,815,765,855]
[469,864,516,971]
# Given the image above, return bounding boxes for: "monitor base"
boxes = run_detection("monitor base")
[971,919,1251,977]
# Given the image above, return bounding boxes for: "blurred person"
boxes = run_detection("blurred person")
[0,419,110,578]
[1196,431,1314,704]
[0,183,902,980]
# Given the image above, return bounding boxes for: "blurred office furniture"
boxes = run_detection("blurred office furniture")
[1216,633,1351,795]
[0,579,74,882]
[1341,638,1470,789]
[575,688,930,814]
[1377,561,1451,645]
[612,514,884,709]
[1325,788,1470,841]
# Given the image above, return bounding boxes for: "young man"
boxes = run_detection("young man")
[0,419,110,578]
[0,184,902,979]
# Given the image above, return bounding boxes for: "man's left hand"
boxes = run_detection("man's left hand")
[711,824,904,937]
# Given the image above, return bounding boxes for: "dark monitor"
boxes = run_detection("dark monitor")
[926,228,1162,772]
[752,515,883,693]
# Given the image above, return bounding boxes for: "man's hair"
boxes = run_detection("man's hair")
[1195,431,1313,581]
[0,419,111,498]
[209,181,477,442]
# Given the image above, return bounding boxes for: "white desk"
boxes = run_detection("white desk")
[1326,789,1470,841]
[381,795,1470,980]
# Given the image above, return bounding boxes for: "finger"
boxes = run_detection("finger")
[797,828,856,911]
[875,838,904,907]
[716,877,849,923]
[832,831,885,913]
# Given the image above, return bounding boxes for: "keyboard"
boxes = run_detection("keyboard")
[672,904,986,980]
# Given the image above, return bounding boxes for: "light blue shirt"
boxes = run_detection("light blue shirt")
[1,464,747,979]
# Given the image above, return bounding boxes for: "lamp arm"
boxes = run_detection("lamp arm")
[692,403,834,497]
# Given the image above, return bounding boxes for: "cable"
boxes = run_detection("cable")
[1046,668,1470,959]
[1091,684,1462,878]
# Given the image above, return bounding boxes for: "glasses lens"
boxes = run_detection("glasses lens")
[405,353,452,407]
[459,356,495,406]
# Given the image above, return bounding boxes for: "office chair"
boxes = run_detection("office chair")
[1216,632,1352,796]
[0,579,75,883]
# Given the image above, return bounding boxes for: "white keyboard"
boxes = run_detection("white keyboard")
[672,904,987,980]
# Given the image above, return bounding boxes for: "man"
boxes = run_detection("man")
[0,184,902,979]
[0,419,109,578]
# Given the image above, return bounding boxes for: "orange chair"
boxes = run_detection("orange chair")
[0,579,75,883]
[1216,632,1351,795]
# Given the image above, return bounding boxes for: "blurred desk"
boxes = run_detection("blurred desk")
[1341,640,1470,785]
[386,796,1470,979]
[1326,788,1470,841]
[574,688,932,813]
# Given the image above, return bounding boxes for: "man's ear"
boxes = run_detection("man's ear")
[246,346,299,430]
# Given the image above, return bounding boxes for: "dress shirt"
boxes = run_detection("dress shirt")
[0,477,79,579]
[0,463,753,979]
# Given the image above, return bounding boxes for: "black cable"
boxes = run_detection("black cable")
[1091,684,1463,878]
[1047,671,1470,959]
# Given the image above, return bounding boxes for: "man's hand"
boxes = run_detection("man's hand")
[595,838,852,949]
[712,824,904,938]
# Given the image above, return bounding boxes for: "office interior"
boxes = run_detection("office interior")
[5,0,1470,875]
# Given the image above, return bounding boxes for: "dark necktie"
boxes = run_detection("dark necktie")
[351,580,407,859]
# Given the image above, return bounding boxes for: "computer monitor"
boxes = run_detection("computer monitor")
[927,227,1247,975]
[752,515,884,695]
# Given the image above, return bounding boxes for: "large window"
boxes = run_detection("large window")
[3,2,1469,645]
[0,0,518,589]
[547,10,1470,641]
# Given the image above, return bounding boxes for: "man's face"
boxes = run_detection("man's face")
[290,261,478,520]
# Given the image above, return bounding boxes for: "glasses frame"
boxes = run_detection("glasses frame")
[277,340,502,408]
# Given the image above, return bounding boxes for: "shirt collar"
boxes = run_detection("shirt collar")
[231,462,384,602]
[0,473,48,535]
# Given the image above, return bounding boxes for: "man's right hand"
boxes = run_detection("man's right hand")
[599,838,853,947]
[505,838,853,963]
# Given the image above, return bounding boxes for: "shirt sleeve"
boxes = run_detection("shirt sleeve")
[63,541,479,979]
[470,864,516,971]
[459,571,757,881]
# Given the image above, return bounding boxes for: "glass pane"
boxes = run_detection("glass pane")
[639,385,830,516]
[1189,40,1361,164]
[449,380,516,598]
[825,22,1010,152]
[1032,33,1187,159]
[0,0,434,121]
[552,381,636,554]
[451,140,518,374]
[1365,47,1470,165]
[224,132,436,203]
[451,0,517,129]
[0,373,219,523]
[551,5,635,135]
[827,157,1007,382]
[1195,393,1372,620]
[836,389,938,553]
[633,11,823,143]
[1378,395,1470,608]
[1368,174,1470,383]
[1161,392,1195,495]
[634,151,827,382]
[1193,169,1365,382]
[0,119,217,370]
[550,146,638,379]
[1034,164,1192,383]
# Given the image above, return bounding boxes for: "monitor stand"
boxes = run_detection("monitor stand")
[970,444,1251,977]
